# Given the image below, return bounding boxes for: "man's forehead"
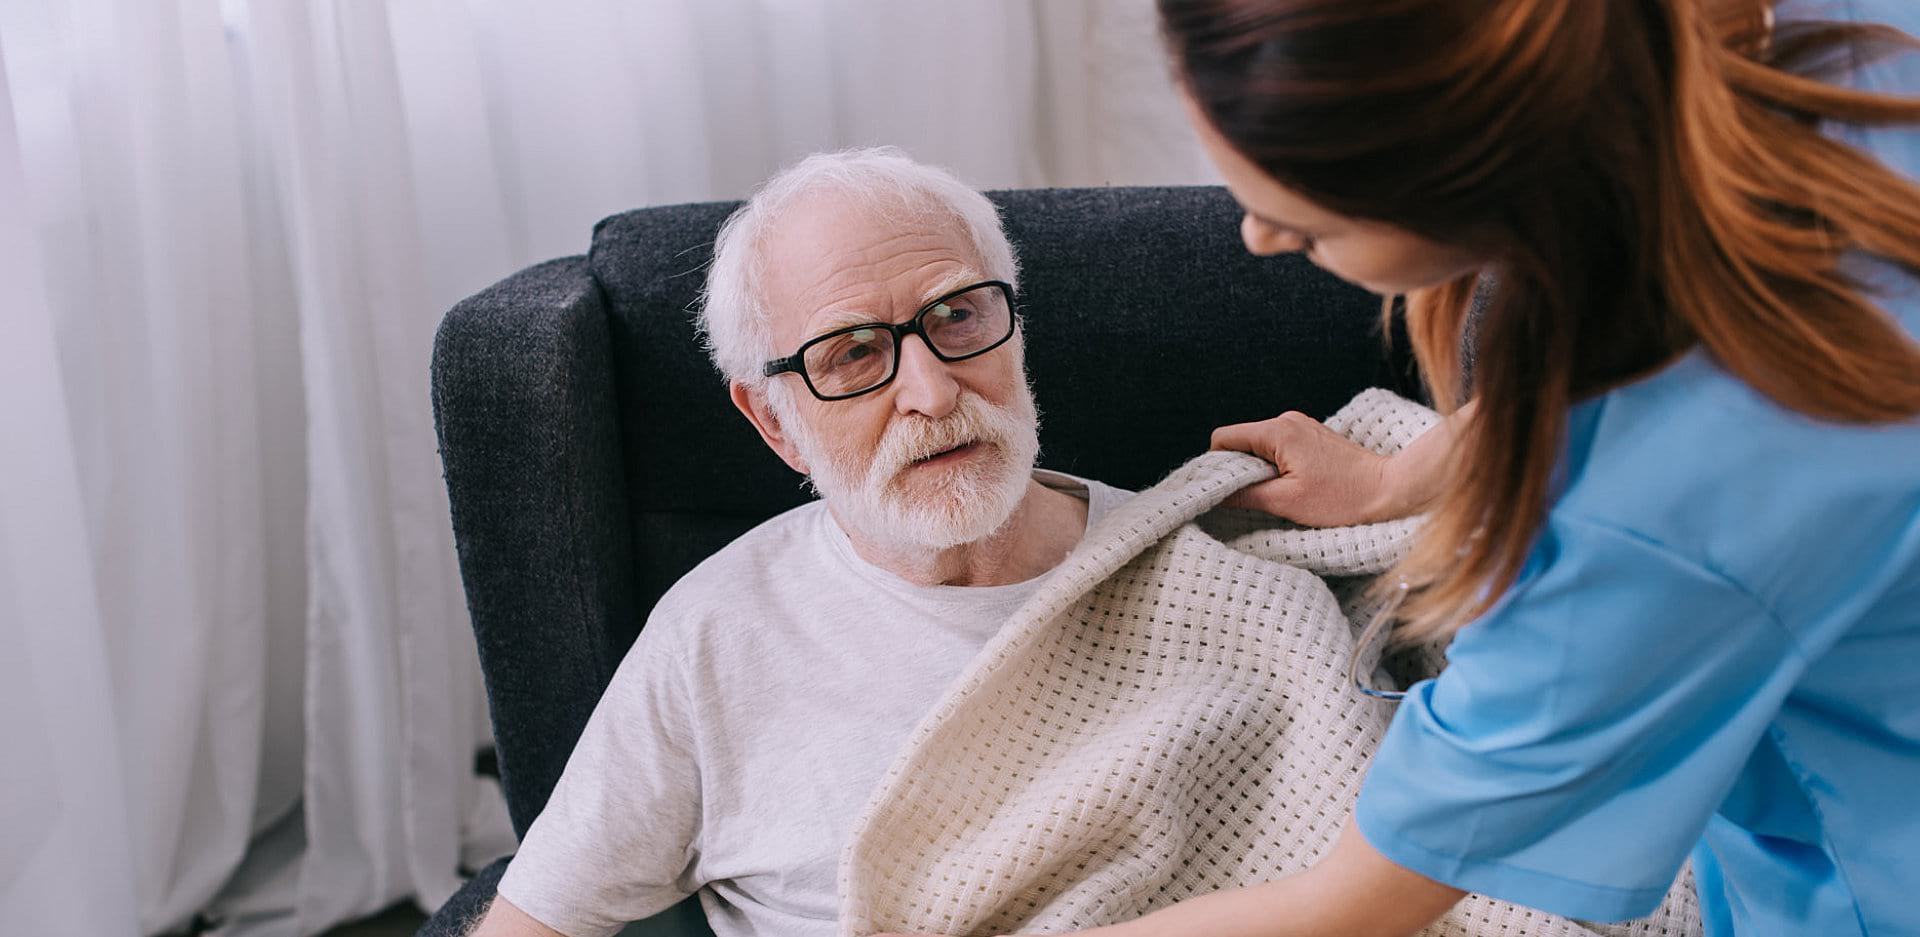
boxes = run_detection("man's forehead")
[802,267,985,330]
[759,201,983,333]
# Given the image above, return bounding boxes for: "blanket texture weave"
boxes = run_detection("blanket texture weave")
[839,389,1701,937]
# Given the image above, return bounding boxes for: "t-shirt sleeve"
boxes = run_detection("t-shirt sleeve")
[1354,512,1808,922]
[495,638,704,937]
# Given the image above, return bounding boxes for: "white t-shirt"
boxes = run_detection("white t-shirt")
[496,470,1129,937]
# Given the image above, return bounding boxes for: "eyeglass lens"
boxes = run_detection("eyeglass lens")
[800,283,1011,397]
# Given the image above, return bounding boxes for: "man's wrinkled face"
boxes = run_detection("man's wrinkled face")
[757,195,1041,550]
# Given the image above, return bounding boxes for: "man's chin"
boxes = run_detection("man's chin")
[882,502,1021,552]
[870,453,1033,549]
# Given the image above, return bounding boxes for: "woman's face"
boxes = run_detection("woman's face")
[1184,94,1485,295]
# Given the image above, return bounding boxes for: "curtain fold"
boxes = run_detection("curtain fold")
[2,1,273,932]
[0,40,144,937]
[0,3,1216,935]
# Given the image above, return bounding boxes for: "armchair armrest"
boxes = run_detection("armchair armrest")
[432,256,641,836]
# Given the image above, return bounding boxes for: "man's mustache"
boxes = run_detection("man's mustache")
[870,397,1011,482]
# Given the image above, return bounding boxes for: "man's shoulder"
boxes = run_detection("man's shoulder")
[1033,468,1135,514]
[641,470,1134,649]
[642,499,836,639]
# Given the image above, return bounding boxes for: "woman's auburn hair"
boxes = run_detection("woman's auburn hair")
[1160,0,1920,643]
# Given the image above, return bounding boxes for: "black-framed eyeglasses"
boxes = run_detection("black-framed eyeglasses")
[762,280,1018,401]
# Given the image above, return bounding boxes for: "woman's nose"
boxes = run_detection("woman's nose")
[1240,213,1307,256]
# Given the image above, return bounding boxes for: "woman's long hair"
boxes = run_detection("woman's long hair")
[1160,0,1920,643]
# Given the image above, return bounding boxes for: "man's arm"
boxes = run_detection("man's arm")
[464,895,568,937]
[476,628,706,936]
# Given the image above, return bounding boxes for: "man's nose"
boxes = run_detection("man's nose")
[890,335,961,419]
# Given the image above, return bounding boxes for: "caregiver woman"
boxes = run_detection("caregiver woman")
[880,1,1920,936]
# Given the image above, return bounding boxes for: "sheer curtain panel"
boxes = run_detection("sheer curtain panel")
[0,2,1216,935]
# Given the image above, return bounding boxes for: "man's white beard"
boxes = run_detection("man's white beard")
[774,382,1042,552]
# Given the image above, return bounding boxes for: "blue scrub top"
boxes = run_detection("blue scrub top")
[1352,2,1920,935]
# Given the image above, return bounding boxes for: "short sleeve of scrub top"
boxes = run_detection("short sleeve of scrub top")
[1354,515,1807,920]
[1353,0,1920,929]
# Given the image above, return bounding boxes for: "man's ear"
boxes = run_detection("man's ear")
[731,381,811,476]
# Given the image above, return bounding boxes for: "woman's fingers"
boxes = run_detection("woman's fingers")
[1210,412,1390,526]
[1220,477,1307,514]
[1210,411,1316,461]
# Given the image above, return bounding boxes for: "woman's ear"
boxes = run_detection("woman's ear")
[731,381,811,476]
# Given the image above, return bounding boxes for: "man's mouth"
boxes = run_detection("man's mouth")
[912,441,980,466]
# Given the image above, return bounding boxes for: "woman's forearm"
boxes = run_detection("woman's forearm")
[1084,825,1464,937]
[1088,874,1338,937]
[1373,400,1477,520]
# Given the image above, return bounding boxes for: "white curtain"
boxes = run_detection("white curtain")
[0,2,1217,936]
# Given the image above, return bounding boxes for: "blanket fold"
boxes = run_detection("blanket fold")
[839,390,1700,937]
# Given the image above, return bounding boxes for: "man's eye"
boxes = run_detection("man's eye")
[832,328,882,365]
[931,302,973,323]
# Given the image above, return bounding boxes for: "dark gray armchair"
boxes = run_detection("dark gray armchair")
[424,186,1421,937]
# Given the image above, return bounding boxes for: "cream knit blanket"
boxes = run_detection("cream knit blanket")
[839,390,1701,937]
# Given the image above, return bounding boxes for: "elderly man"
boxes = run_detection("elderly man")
[468,148,1129,937]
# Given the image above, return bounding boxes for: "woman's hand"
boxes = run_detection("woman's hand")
[1210,413,1398,526]
[1211,402,1474,527]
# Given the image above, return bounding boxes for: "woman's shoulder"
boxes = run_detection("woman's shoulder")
[1561,346,1920,525]
[1780,0,1920,38]
[1554,353,1920,625]
[1827,0,1920,33]
[1783,0,1920,181]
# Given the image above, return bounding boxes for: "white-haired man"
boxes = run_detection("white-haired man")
[468,148,1129,937]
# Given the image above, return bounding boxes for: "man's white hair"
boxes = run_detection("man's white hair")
[698,146,1020,386]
